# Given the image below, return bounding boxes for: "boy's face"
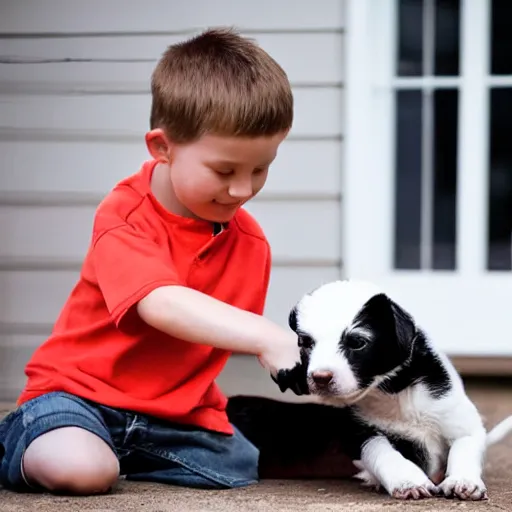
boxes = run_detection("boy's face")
[148,130,288,223]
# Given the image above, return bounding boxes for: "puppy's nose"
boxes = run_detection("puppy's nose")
[311,370,333,387]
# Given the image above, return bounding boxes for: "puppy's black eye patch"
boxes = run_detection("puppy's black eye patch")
[298,334,314,349]
[344,335,368,351]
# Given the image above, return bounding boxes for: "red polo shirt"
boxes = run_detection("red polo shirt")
[18,159,271,435]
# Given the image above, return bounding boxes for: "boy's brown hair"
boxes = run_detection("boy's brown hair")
[150,27,294,143]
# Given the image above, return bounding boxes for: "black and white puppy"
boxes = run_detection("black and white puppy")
[227,279,512,501]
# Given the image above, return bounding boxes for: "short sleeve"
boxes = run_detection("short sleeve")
[92,224,181,325]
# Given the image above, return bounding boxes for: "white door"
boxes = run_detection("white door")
[343,0,512,357]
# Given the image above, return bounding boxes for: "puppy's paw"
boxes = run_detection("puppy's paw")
[390,480,439,500]
[438,475,488,501]
[383,464,439,500]
[270,363,309,395]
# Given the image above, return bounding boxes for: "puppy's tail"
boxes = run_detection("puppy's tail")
[486,415,512,447]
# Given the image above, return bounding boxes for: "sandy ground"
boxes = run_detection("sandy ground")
[1,379,511,512]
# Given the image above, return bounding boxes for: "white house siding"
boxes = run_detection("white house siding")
[0,0,346,400]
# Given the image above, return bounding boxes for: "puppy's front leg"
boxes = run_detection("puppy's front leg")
[438,432,487,500]
[361,435,438,500]
[438,398,488,500]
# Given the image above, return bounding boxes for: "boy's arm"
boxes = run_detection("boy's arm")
[136,284,301,379]
[92,223,307,393]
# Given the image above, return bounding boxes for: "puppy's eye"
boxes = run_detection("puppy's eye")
[345,336,367,351]
[298,334,314,349]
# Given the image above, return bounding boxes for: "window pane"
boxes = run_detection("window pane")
[397,0,424,76]
[433,89,458,269]
[488,89,512,270]
[491,0,512,75]
[434,0,460,75]
[394,89,458,271]
[395,90,423,269]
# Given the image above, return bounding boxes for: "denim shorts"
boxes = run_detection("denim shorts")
[0,391,259,492]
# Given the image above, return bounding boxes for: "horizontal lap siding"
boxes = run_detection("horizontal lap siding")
[0,90,343,138]
[0,264,341,401]
[0,0,344,33]
[0,33,344,89]
[0,140,342,197]
[0,201,341,265]
[0,0,346,400]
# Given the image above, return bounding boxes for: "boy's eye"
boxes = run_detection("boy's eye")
[215,170,234,176]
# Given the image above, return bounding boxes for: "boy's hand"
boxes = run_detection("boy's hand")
[137,285,310,395]
[258,335,310,396]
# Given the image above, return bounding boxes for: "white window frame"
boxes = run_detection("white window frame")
[342,0,500,279]
[341,0,512,357]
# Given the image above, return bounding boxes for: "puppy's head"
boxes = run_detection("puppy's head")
[289,280,416,403]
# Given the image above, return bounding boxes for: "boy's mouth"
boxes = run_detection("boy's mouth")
[214,200,242,207]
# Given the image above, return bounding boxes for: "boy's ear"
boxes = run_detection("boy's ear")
[145,128,173,164]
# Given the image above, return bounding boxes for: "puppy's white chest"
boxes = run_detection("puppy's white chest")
[355,388,448,475]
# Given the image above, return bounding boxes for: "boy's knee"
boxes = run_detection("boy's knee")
[30,456,119,495]
[23,426,119,495]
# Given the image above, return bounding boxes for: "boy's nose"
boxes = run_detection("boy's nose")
[228,181,253,199]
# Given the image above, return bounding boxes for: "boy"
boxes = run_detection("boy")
[0,27,305,495]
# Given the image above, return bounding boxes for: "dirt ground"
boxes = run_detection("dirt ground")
[1,379,511,512]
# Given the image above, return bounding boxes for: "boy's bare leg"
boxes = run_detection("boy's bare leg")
[23,427,120,495]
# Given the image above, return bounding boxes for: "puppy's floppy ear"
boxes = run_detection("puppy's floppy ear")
[388,298,416,350]
[358,293,415,353]
[357,293,395,337]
